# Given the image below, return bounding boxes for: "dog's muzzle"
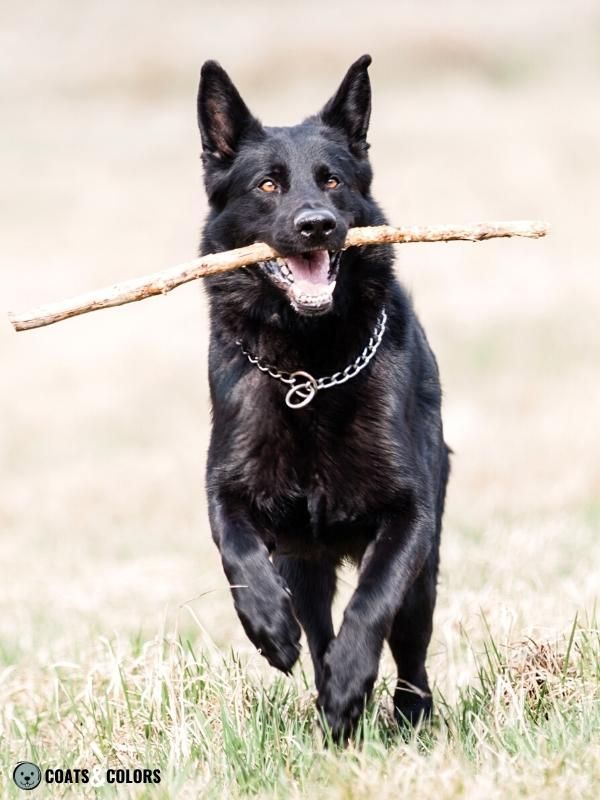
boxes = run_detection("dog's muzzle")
[258,249,341,315]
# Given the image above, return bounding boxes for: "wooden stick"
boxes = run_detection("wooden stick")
[7,220,548,332]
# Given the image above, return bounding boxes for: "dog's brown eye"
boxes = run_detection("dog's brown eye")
[258,179,278,193]
[324,176,340,190]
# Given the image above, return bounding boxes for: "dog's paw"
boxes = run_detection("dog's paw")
[317,634,379,741]
[236,583,301,674]
[393,684,432,728]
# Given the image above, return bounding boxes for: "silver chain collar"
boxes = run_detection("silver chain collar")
[235,308,387,409]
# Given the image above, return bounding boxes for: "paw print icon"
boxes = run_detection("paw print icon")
[12,762,42,791]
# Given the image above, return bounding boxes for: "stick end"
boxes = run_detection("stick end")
[524,220,551,238]
[7,311,30,332]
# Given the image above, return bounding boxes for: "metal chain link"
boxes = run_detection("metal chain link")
[236,307,387,409]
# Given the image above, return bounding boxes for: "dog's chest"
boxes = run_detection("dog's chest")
[236,385,405,522]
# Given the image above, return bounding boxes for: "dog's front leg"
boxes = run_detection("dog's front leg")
[318,503,434,739]
[209,494,302,673]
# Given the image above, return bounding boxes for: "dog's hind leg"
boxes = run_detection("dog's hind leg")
[387,548,438,726]
[273,555,337,692]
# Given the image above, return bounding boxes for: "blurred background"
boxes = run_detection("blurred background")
[1,0,599,683]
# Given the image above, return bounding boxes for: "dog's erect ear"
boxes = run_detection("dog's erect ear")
[197,60,262,161]
[319,54,372,156]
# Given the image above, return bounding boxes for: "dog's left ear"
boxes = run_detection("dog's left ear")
[319,54,372,157]
[197,60,262,162]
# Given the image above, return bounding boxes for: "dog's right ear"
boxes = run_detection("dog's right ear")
[197,61,262,163]
[319,54,372,157]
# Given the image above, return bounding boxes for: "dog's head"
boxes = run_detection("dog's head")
[198,56,385,318]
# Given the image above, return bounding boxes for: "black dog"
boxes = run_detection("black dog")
[197,55,450,738]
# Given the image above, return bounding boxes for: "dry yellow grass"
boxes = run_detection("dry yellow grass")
[1,1,599,796]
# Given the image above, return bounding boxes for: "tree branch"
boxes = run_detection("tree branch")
[7,220,548,332]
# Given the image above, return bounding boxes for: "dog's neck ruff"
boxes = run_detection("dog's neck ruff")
[236,308,387,409]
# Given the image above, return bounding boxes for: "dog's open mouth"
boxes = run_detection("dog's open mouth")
[259,250,341,315]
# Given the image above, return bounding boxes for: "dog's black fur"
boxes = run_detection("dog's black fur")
[197,55,450,739]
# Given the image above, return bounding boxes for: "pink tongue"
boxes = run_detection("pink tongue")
[286,251,330,296]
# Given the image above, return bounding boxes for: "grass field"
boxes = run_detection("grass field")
[1,1,599,796]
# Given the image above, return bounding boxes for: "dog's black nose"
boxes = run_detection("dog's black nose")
[294,209,337,239]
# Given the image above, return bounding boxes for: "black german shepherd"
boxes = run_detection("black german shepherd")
[197,55,450,739]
